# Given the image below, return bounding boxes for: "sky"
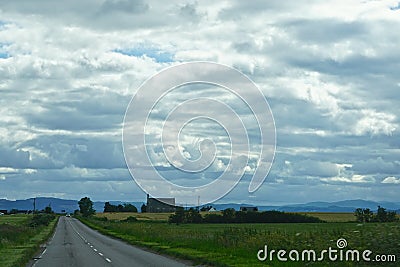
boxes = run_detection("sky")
[0,0,399,205]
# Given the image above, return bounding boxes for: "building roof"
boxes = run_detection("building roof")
[148,197,175,206]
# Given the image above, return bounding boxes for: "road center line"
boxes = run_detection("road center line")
[66,217,112,264]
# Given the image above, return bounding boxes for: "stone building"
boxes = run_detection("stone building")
[146,194,176,213]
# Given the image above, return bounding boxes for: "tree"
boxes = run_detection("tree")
[141,204,147,213]
[169,207,185,224]
[387,211,398,222]
[374,206,398,222]
[115,204,123,212]
[186,208,202,223]
[104,202,116,212]
[43,205,54,214]
[222,208,236,223]
[355,208,373,223]
[78,197,95,217]
[123,204,137,212]
[10,209,18,215]
[104,202,138,213]
[355,206,398,223]
[376,206,387,222]
[363,208,373,222]
[354,208,364,222]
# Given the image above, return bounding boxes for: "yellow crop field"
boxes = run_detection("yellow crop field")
[96,212,172,221]
[295,212,355,222]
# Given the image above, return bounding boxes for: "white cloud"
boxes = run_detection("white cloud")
[0,167,18,173]
[382,176,400,184]
[321,174,375,184]
[354,110,397,136]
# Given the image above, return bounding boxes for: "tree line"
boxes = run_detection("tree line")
[77,197,141,217]
[103,202,138,213]
[169,208,323,224]
[354,206,398,223]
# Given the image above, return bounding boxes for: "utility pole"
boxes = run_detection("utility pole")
[33,197,36,214]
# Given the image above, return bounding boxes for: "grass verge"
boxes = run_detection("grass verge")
[0,215,59,267]
[79,216,399,266]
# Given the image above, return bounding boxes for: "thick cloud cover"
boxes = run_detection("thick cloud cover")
[0,0,399,204]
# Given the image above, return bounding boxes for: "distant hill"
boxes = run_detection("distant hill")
[212,199,400,213]
[0,197,144,213]
[0,197,399,213]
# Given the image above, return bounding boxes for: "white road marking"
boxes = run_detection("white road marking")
[67,218,112,264]
[32,248,48,267]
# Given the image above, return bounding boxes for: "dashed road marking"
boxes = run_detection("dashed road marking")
[66,217,112,264]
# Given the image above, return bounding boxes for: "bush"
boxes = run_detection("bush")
[169,207,185,224]
[210,210,323,224]
[94,216,108,222]
[122,216,138,223]
[29,213,56,227]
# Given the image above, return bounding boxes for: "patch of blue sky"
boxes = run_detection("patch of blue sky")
[0,20,11,29]
[113,46,174,63]
[0,43,11,59]
[390,2,400,10]
[0,52,9,59]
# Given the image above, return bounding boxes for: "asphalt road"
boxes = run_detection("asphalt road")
[31,216,191,267]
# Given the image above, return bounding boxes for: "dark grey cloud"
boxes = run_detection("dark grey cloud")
[282,19,367,43]
[0,146,30,168]
[289,54,400,77]
[19,135,126,170]
[25,91,127,131]
[99,0,149,14]
[0,0,205,31]
[352,157,400,176]
[218,0,318,20]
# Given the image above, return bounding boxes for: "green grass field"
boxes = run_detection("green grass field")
[96,211,357,223]
[82,214,399,266]
[0,214,58,267]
